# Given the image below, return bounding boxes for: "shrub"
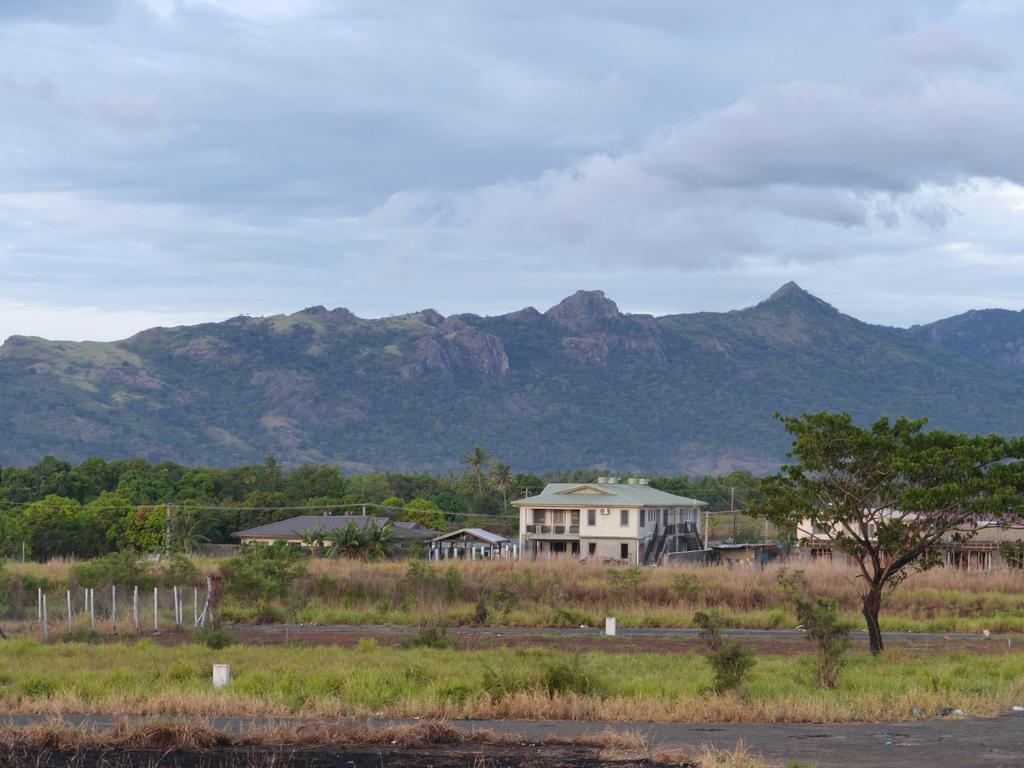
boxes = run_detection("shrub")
[777,569,851,688]
[72,553,153,589]
[0,563,13,618]
[161,553,202,588]
[402,626,454,650]
[474,595,489,624]
[548,605,594,627]
[221,543,307,602]
[444,567,462,603]
[437,682,476,704]
[481,667,532,698]
[670,572,703,602]
[541,657,602,697]
[694,611,755,694]
[193,627,237,650]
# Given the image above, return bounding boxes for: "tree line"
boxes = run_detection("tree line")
[0,453,760,560]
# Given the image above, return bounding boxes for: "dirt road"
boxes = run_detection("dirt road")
[228,622,1024,656]
[4,712,1024,767]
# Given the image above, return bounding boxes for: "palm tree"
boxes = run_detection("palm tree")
[300,525,326,557]
[327,521,369,559]
[491,462,513,513]
[171,507,211,554]
[365,519,395,561]
[464,444,490,492]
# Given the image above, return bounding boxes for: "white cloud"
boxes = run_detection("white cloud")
[2,1,1024,338]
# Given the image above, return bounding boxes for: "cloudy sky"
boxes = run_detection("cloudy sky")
[2,0,1024,341]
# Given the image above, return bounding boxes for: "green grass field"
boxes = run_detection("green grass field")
[1,638,1022,723]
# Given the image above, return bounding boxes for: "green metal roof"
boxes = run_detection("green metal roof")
[512,482,707,508]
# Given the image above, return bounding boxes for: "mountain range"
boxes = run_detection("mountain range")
[2,283,1024,474]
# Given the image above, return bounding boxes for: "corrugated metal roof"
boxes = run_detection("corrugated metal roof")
[432,528,510,544]
[233,515,438,540]
[512,482,707,508]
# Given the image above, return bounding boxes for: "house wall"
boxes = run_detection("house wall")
[518,505,700,540]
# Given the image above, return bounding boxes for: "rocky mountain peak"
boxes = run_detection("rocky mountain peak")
[758,282,838,315]
[544,290,620,329]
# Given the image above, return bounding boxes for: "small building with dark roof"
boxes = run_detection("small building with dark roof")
[233,515,439,554]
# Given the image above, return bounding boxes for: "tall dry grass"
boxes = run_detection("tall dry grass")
[8,555,1024,631]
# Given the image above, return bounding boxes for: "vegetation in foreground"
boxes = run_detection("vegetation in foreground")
[0,638,1022,723]
[0,721,786,768]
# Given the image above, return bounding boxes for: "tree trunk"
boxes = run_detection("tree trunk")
[862,586,884,654]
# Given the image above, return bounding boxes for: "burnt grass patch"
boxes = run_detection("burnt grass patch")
[0,722,699,768]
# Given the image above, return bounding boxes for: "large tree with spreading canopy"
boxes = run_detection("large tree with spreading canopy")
[753,412,1024,653]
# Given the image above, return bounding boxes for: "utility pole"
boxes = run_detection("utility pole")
[730,486,737,542]
[165,504,173,556]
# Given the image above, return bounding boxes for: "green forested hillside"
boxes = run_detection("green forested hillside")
[2,283,1023,473]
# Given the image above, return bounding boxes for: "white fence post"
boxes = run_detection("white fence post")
[133,586,139,633]
[153,587,159,630]
[66,590,73,633]
[605,617,617,637]
[89,588,95,632]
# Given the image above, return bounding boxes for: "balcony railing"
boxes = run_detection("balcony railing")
[525,523,580,536]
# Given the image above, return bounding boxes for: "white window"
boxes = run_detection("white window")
[640,509,646,527]
[587,509,596,526]
[533,510,546,524]
[620,509,629,527]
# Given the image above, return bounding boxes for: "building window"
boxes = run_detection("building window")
[587,509,596,526]
[663,509,668,526]
[620,543,629,559]
[533,510,546,524]
[620,509,629,527]
[588,542,597,556]
[640,509,646,527]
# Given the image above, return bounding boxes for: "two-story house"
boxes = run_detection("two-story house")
[513,477,707,564]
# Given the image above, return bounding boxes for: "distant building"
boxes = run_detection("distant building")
[513,477,707,564]
[794,514,1024,571]
[232,515,438,555]
[430,528,513,559]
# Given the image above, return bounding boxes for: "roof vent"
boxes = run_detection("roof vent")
[596,476,609,484]
[637,478,650,486]
[626,478,638,485]
[607,476,620,484]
